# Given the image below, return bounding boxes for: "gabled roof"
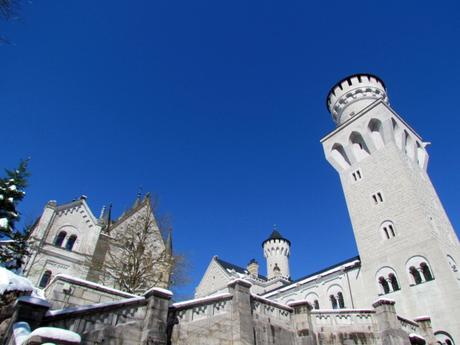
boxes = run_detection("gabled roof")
[263,255,361,297]
[215,257,267,281]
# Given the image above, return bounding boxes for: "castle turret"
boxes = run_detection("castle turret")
[327,74,388,126]
[321,73,460,342]
[262,229,290,279]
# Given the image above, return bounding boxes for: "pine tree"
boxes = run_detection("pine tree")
[0,159,30,270]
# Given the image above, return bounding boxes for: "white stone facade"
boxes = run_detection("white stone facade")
[24,195,171,293]
[196,74,460,345]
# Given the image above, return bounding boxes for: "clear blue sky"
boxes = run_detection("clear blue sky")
[2,1,460,299]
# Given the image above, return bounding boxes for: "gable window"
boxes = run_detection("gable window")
[65,235,77,251]
[372,192,384,205]
[330,295,338,309]
[313,300,319,310]
[389,274,400,291]
[337,292,345,308]
[351,169,363,182]
[421,263,434,281]
[54,231,67,247]
[39,270,52,288]
[410,266,422,285]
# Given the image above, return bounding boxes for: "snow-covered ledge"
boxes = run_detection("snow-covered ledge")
[13,321,81,345]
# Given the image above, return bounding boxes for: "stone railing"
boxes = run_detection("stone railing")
[398,315,419,334]
[251,294,292,322]
[171,292,233,322]
[310,308,375,328]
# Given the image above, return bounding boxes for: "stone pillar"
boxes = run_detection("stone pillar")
[288,300,316,345]
[414,316,437,345]
[227,279,253,345]
[141,288,173,345]
[4,296,51,345]
[372,299,410,345]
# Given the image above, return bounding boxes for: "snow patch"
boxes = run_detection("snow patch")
[0,218,8,229]
[0,267,34,295]
[172,293,232,308]
[29,327,81,343]
[144,287,173,297]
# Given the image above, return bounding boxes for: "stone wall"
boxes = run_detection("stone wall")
[169,280,434,345]
[44,274,136,309]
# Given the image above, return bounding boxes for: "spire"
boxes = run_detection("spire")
[165,229,173,256]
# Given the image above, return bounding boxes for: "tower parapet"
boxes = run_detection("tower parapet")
[262,229,290,280]
[327,74,388,126]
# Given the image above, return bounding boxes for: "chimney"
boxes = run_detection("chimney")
[247,259,259,278]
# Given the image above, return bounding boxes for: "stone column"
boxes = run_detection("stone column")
[288,300,316,345]
[140,288,173,345]
[414,316,437,345]
[372,299,411,345]
[227,279,254,345]
[3,296,51,345]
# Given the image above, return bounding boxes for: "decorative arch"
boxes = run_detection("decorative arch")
[406,256,435,285]
[65,235,77,251]
[447,255,459,279]
[392,118,403,149]
[404,130,415,159]
[375,266,401,295]
[368,118,385,150]
[349,131,370,162]
[305,292,320,310]
[39,270,52,288]
[54,231,67,247]
[380,220,396,240]
[435,331,455,345]
[416,142,428,169]
[330,143,351,169]
[327,284,346,309]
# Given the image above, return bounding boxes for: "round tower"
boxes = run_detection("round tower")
[326,74,388,126]
[262,229,290,280]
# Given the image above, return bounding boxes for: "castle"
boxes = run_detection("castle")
[4,74,459,345]
[23,193,172,293]
[195,74,460,345]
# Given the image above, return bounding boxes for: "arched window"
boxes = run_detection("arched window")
[380,221,396,240]
[331,143,351,169]
[39,270,52,288]
[54,231,67,247]
[410,266,422,285]
[421,262,434,281]
[337,292,345,308]
[313,300,319,310]
[330,295,338,309]
[389,274,400,291]
[379,276,390,294]
[65,235,77,251]
[368,119,385,150]
[350,132,370,162]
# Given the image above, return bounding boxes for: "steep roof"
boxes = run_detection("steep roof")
[262,229,291,247]
[215,257,267,281]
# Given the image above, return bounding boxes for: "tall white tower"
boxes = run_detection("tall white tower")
[263,229,291,279]
[321,74,460,344]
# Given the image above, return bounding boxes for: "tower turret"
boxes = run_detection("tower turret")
[262,228,290,280]
[327,74,388,126]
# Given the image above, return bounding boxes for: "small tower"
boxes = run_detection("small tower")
[262,228,291,279]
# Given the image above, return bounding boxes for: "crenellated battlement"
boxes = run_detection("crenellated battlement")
[327,74,388,126]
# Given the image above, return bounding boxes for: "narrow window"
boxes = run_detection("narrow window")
[313,300,319,310]
[377,192,383,202]
[372,195,378,204]
[383,227,389,239]
[389,274,400,291]
[379,277,390,294]
[357,170,362,179]
[337,292,345,308]
[54,231,67,247]
[389,225,395,237]
[39,270,52,288]
[330,295,338,309]
[65,235,77,251]
[351,169,363,182]
[410,266,422,285]
[421,263,434,281]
